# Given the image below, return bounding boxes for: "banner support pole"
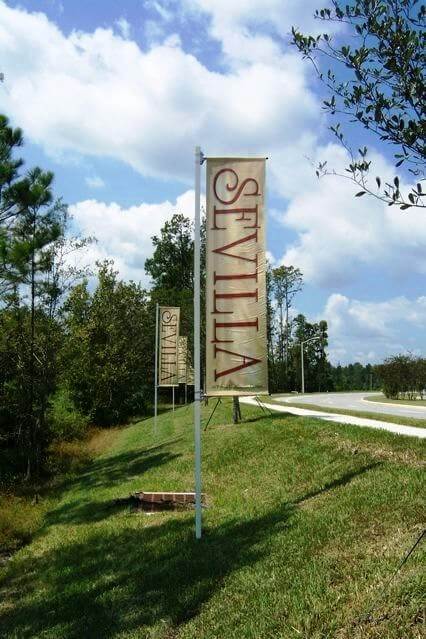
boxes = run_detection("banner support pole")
[154,302,159,432]
[172,386,175,411]
[194,146,203,539]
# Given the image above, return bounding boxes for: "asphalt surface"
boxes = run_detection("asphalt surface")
[275,391,426,420]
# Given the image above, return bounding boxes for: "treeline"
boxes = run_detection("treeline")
[329,363,380,392]
[0,115,196,478]
[376,355,426,400]
[266,267,384,394]
[267,266,332,393]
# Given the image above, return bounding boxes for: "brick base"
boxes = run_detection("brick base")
[132,491,206,512]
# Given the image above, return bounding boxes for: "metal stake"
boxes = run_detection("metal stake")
[204,398,221,431]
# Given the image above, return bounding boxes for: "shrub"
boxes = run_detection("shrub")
[47,389,89,442]
[375,355,426,399]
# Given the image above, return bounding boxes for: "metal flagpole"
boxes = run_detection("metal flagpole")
[194,145,203,539]
[154,302,159,431]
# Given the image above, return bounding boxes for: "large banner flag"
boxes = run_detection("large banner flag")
[205,158,268,396]
[177,336,188,384]
[158,306,180,387]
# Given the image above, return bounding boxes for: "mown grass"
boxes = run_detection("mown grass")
[0,401,424,638]
[365,395,426,407]
[268,398,426,429]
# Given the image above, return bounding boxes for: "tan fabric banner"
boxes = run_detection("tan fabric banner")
[187,366,195,386]
[177,336,188,384]
[205,158,268,396]
[158,306,180,387]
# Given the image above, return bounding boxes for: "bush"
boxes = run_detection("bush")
[375,355,426,399]
[47,389,89,442]
[62,264,151,426]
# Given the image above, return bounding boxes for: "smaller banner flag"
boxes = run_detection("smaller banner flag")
[158,306,180,387]
[177,336,188,384]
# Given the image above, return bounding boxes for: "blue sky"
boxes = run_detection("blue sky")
[1,0,425,364]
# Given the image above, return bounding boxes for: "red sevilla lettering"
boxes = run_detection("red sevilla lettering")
[214,346,262,380]
[212,318,258,343]
[213,232,258,263]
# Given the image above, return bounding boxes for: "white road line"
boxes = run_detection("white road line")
[240,397,426,439]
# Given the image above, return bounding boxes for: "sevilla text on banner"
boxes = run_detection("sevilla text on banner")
[158,306,180,387]
[205,158,268,396]
[177,336,188,384]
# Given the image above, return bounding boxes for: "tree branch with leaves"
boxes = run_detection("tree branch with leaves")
[292,0,425,209]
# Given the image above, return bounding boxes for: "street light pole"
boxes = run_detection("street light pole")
[300,335,321,394]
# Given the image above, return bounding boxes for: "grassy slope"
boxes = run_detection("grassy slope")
[0,428,122,557]
[268,398,426,429]
[0,401,424,639]
[365,395,426,407]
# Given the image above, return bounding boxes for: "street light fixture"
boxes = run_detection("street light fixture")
[300,335,321,394]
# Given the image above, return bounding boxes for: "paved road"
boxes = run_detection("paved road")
[240,397,426,439]
[275,391,426,420]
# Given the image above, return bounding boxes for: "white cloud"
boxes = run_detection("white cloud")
[322,293,426,364]
[69,190,195,284]
[116,17,131,39]
[85,175,105,189]
[185,0,341,65]
[274,144,426,286]
[0,2,318,183]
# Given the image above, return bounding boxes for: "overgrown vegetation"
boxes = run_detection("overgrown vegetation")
[0,425,122,556]
[62,262,151,425]
[0,115,91,478]
[0,116,196,482]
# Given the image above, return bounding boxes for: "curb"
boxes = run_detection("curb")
[361,397,426,412]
